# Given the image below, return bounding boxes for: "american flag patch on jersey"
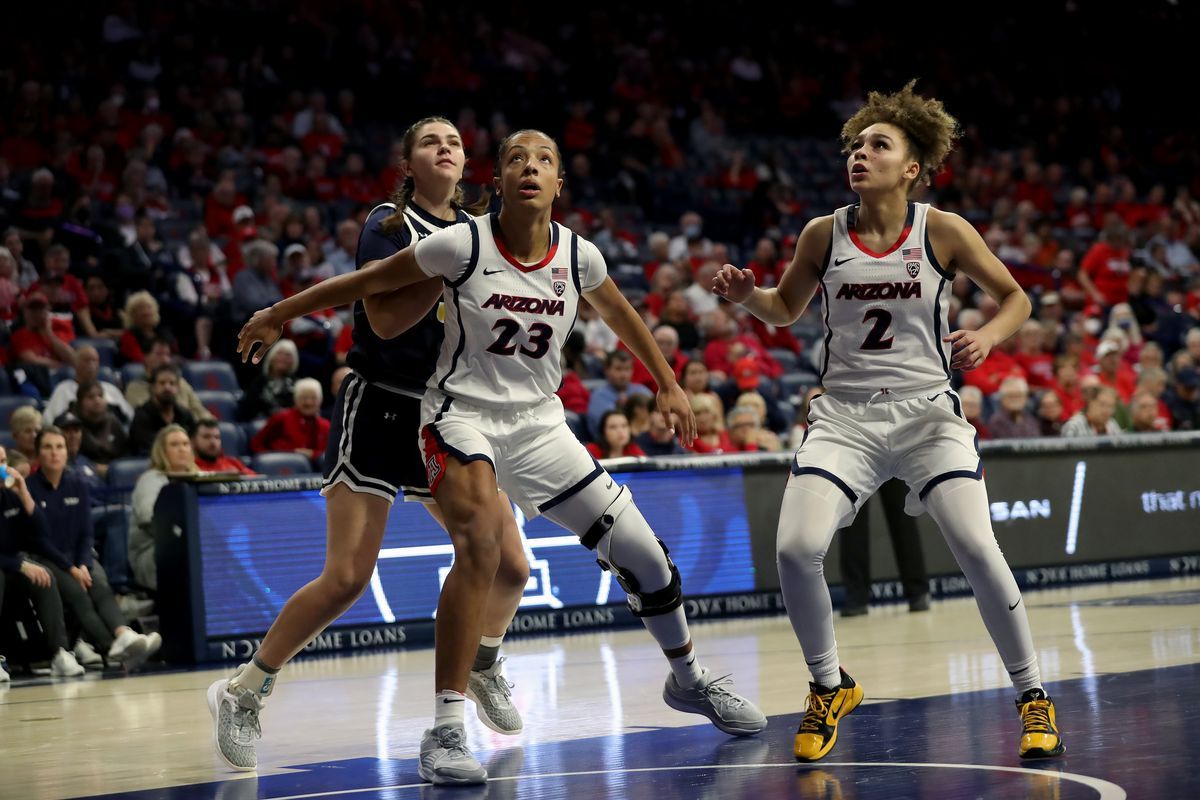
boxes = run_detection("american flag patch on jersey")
[902,247,923,261]
[551,266,568,297]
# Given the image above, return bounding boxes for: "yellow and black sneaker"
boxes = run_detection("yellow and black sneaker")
[794,668,864,762]
[1016,688,1065,759]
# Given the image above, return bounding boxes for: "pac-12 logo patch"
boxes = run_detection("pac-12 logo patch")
[551,266,568,297]
[906,261,921,278]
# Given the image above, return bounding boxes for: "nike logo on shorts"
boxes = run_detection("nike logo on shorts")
[1009,598,1022,611]
[483,268,505,275]
[606,479,614,489]
[834,256,856,266]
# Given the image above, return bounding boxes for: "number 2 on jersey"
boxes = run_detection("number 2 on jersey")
[486,319,554,359]
[860,309,894,350]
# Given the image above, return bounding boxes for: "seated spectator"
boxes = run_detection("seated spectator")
[1051,355,1085,421]
[2,228,38,290]
[1134,367,1173,430]
[129,364,198,455]
[726,403,782,453]
[238,339,298,421]
[10,292,76,394]
[125,338,211,422]
[1036,391,1064,437]
[686,393,733,454]
[1062,386,1122,437]
[167,228,232,360]
[643,263,682,320]
[1093,338,1137,402]
[1129,391,1164,433]
[77,380,130,469]
[28,427,160,669]
[629,325,688,392]
[0,444,87,677]
[733,392,784,449]
[788,386,825,446]
[681,359,725,419]
[586,350,652,439]
[986,377,1041,439]
[961,333,1025,396]
[556,368,590,416]
[702,308,782,382]
[1013,321,1054,388]
[121,209,175,294]
[250,378,329,465]
[1078,221,1133,309]
[84,273,124,340]
[1163,367,1200,431]
[576,298,618,360]
[27,243,96,340]
[232,240,284,323]
[659,291,700,352]
[959,385,991,440]
[748,316,803,356]
[684,262,721,318]
[634,410,687,456]
[192,419,255,475]
[0,246,21,323]
[131,425,199,591]
[586,410,646,460]
[118,291,176,364]
[745,237,786,288]
[9,405,42,465]
[43,344,133,426]
[55,412,102,492]
[622,393,654,439]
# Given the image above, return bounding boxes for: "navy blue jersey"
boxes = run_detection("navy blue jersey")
[346,201,472,393]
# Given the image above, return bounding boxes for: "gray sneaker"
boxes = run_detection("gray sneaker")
[466,658,523,734]
[663,667,767,736]
[418,724,487,785]
[207,678,263,771]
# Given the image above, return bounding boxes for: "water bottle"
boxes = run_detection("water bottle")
[0,465,16,489]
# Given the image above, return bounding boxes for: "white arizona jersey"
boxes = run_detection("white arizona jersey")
[818,202,953,396]
[414,214,607,408]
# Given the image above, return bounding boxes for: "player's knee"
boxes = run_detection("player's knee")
[495,545,531,591]
[776,534,827,576]
[323,563,374,605]
[446,513,504,572]
[583,494,681,617]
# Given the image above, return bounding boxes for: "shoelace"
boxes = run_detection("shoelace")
[232,696,263,745]
[482,670,514,701]
[437,727,474,759]
[1020,699,1054,734]
[798,688,836,734]
[700,674,746,710]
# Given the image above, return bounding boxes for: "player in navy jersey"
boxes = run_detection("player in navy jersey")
[239,129,766,786]
[714,82,1064,763]
[208,118,530,774]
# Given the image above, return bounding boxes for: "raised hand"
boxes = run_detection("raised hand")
[237,307,284,364]
[711,264,757,304]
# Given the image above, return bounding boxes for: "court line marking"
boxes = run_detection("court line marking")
[261,760,1125,800]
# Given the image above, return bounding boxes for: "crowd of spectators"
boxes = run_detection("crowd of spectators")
[1,2,1198,679]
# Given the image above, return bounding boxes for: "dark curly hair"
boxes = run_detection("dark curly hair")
[841,80,961,193]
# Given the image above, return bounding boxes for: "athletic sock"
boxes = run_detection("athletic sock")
[435,689,467,728]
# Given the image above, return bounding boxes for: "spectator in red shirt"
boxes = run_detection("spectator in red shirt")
[1013,320,1054,388]
[630,325,688,392]
[1051,355,1085,421]
[338,153,379,205]
[642,231,671,283]
[1078,222,1133,308]
[585,411,646,460]
[251,379,330,466]
[701,308,782,382]
[204,174,246,241]
[749,316,803,356]
[11,293,76,392]
[1094,339,1137,402]
[27,244,95,341]
[643,263,682,320]
[745,238,786,288]
[192,420,256,475]
[556,369,590,416]
[685,393,734,454]
[961,333,1025,396]
[118,291,176,364]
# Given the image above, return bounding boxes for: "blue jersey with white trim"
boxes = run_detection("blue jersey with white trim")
[818,202,953,396]
[345,202,470,394]
[414,214,608,409]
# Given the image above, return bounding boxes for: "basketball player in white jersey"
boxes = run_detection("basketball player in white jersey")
[240,129,766,785]
[714,82,1064,763]
[211,119,530,775]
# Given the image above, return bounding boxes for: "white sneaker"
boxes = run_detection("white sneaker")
[51,648,85,677]
[208,678,263,771]
[0,656,10,682]
[418,724,487,785]
[144,632,163,660]
[108,629,150,670]
[74,638,104,668]
[467,658,523,734]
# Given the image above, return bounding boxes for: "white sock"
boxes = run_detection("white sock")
[434,690,466,728]
[229,655,279,697]
[667,649,705,689]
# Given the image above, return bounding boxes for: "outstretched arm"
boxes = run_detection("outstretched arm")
[932,209,1031,371]
[237,246,428,362]
[713,215,830,326]
[362,275,444,340]
[586,277,697,445]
